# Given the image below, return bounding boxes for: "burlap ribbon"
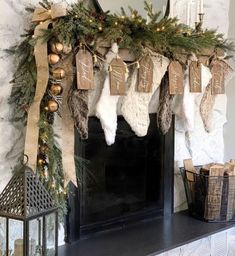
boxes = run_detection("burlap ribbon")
[24,20,51,170]
[25,4,77,187]
[60,55,77,187]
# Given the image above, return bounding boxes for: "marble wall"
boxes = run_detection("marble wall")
[0,0,234,252]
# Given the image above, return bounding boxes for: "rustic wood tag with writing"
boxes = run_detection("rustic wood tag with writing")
[211,60,225,94]
[168,61,183,95]
[76,49,95,90]
[109,58,126,95]
[189,61,202,93]
[137,56,154,93]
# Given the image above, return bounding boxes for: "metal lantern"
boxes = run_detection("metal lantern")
[0,165,58,256]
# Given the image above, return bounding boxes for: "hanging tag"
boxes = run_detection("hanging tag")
[137,55,154,93]
[168,61,183,95]
[189,61,202,93]
[109,58,126,95]
[76,49,95,90]
[211,60,225,94]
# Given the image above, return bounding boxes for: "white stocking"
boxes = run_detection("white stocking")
[182,67,196,132]
[121,54,169,137]
[96,43,120,146]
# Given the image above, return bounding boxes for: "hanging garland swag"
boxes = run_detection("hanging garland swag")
[8,0,234,214]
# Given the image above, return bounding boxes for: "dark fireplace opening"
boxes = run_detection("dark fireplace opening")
[65,114,174,242]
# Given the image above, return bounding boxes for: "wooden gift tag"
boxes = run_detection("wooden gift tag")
[137,55,154,93]
[168,61,183,95]
[109,58,126,95]
[76,49,95,90]
[211,60,225,95]
[189,61,202,93]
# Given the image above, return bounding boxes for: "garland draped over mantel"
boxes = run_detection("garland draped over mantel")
[8,0,234,215]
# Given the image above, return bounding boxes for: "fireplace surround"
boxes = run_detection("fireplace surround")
[65,115,174,242]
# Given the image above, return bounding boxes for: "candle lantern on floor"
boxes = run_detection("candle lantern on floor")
[0,163,58,256]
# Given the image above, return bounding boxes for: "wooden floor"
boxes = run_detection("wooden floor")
[58,211,235,256]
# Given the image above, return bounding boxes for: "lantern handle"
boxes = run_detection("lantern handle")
[22,154,29,165]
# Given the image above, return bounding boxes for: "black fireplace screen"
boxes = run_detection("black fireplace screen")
[76,114,165,234]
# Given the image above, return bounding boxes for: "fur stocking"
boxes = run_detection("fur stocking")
[96,43,120,146]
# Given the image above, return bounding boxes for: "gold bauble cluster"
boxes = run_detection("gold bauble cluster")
[45,41,71,113]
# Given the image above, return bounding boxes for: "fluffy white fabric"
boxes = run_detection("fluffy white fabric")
[96,43,121,146]
[182,67,195,132]
[121,54,169,137]
[174,67,197,132]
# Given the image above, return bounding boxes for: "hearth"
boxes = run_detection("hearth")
[65,114,174,242]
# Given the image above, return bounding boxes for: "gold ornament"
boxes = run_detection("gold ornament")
[50,84,63,95]
[52,67,66,79]
[98,26,103,31]
[38,159,45,165]
[63,44,72,54]
[46,100,59,112]
[48,53,60,65]
[51,42,64,54]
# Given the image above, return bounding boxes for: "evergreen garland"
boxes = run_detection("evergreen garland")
[7,28,36,123]
[41,1,234,59]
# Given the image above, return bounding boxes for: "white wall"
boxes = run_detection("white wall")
[224,0,235,161]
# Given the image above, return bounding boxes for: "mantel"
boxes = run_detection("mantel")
[59,211,235,256]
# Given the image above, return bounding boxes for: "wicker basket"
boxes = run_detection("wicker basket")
[180,166,235,222]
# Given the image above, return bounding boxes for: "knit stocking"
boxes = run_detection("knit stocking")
[67,86,89,139]
[121,54,169,137]
[199,64,213,132]
[157,71,174,135]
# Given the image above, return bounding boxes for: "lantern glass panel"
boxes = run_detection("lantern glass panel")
[0,217,6,256]
[46,213,56,256]
[29,218,43,256]
[9,219,23,256]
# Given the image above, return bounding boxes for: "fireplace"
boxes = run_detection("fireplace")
[65,114,174,242]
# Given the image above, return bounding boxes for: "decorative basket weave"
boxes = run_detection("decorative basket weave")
[180,166,235,222]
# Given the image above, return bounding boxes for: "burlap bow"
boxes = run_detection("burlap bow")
[32,2,67,23]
